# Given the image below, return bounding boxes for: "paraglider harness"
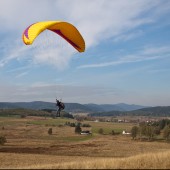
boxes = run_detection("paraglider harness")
[56,99,65,117]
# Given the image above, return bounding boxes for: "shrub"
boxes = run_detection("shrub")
[163,125,170,141]
[20,114,27,118]
[61,112,74,119]
[70,123,76,127]
[131,126,139,140]
[51,114,56,119]
[58,124,63,127]
[98,128,104,134]
[48,128,52,135]
[75,123,82,134]
[0,136,7,145]
[65,122,71,126]
[153,127,161,135]
[111,130,115,135]
[82,123,91,127]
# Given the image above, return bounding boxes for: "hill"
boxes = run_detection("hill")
[0,102,93,113]
[0,101,56,110]
[89,106,170,117]
[84,103,147,112]
[1,102,169,116]
[0,101,146,113]
[130,106,170,116]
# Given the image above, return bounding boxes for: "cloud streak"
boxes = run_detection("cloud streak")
[0,0,169,69]
[0,32,76,70]
[0,0,170,105]
[0,81,119,104]
[78,45,170,69]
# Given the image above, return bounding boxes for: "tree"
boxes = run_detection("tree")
[145,126,155,141]
[48,128,52,135]
[153,127,161,135]
[61,112,74,119]
[0,136,7,145]
[163,126,170,141]
[20,113,27,118]
[70,123,76,127]
[139,123,155,141]
[159,119,166,130]
[139,123,147,140]
[111,130,115,135]
[131,126,138,140]
[75,122,82,134]
[98,128,104,134]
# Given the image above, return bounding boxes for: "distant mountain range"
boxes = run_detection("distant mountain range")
[84,103,147,112]
[89,106,170,117]
[0,101,147,113]
[1,101,170,117]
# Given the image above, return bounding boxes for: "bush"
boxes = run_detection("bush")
[70,123,76,127]
[48,128,52,135]
[61,112,74,119]
[111,130,115,135]
[65,122,71,126]
[154,127,161,135]
[82,123,91,127]
[163,125,170,141]
[75,123,82,134]
[0,136,7,145]
[131,126,138,140]
[98,128,104,134]
[20,114,27,118]
[51,114,56,119]
[58,124,63,127]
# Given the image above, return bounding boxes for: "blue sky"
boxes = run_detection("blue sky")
[0,0,170,106]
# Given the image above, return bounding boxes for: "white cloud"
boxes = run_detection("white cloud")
[0,0,169,69]
[1,81,170,105]
[0,0,52,31]
[31,31,76,70]
[142,46,170,55]
[56,0,156,47]
[0,81,119,103]
[113,30,144,42]
[15,71,29,78]
[6,65,31,73]
[0,31,76,70]
[78,45,170,69]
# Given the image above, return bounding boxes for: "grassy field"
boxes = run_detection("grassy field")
[0,151,170,169]
[0,116,170,169]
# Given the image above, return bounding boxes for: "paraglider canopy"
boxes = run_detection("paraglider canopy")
[22,21,85,52]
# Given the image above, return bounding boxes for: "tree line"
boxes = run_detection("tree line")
[88,106,170,117]
[131,119,170,141]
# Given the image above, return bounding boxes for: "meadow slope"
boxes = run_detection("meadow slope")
[0,151,170,169]
[0,116,170,169]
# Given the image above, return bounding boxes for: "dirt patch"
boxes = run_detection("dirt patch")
[0,147,47,154]
[0,142,99,155]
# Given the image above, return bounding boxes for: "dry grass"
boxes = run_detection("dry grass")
[48,151,170,169]
[0,116,170,169]
[0,151,170,169]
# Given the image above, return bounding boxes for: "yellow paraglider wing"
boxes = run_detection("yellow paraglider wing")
[22,21,85,52]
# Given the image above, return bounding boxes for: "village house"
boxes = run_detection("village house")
[122,130,131,135]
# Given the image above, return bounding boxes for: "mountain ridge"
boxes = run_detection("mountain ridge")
[89,106,170,117]
[1,101,170,117]
[0,101,147,113]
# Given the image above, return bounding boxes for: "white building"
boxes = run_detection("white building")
[122,130,131,135]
